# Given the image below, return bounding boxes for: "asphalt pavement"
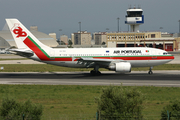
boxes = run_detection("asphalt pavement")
[0,70,179,87]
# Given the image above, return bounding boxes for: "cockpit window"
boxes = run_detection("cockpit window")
[163,52,168,55]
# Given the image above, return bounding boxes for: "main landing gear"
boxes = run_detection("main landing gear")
[148,67,153,74]
[90,65,101,75]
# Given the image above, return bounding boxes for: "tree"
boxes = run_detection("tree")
[0,97,43,120]
[68,40,73,48]
[161,100,180,120]
[95,85,145,120]
[68,40,73,46]
[101,42,106,45]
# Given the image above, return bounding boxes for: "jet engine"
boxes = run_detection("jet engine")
[108,62,131,72]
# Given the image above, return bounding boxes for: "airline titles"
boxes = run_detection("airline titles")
[114,50,142,54]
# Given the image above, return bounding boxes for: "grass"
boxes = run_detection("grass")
[0,85,180,119]
[0,64,180,72]
[0,63,179,119]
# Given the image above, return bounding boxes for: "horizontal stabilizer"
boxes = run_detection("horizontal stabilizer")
[9,49,34,57]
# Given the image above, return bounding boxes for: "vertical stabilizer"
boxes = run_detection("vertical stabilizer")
[6,19,49,50]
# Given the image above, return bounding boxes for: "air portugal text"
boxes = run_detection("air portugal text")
[114,50,142,54]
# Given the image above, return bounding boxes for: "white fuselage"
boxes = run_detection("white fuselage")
[29,47,174,68]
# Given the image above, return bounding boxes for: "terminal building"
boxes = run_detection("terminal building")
[107,31,177,51]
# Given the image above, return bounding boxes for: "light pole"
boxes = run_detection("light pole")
[106,28,109,32]
[59,29,62,45]
[79,22,81,33]
[178,20,180,33]
[117,17,120,32]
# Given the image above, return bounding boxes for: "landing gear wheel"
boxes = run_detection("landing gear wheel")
[90,70,101,75]
[90,65,101,75]
[97,71,101,75]
[90,70,95,75]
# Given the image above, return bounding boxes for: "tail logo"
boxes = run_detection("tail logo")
[12,23,27,38]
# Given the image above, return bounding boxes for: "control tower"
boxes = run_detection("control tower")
[125,6,144,32]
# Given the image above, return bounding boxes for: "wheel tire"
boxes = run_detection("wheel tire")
[90,70,101,75]
[90,70,95,75]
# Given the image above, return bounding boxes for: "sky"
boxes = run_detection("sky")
[0,0,180,38]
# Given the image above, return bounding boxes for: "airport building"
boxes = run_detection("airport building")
[71,31,92,45]
[60,35,68,45]
[94,32,107,45]
[107,32,178,51]
[107,7,180,51]
[125,6,144,32]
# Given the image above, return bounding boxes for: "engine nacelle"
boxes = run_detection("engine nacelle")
[108,62,131,72]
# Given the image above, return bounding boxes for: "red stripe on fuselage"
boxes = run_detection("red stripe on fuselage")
[95,56,174,60]
[132,55,174,60]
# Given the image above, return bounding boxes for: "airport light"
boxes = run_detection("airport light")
[117,17,120,32]
[159,27,163,32]
[79,22,81,33]
[106,28,109,32]
[59,29,62,45]
[179,20,180,33]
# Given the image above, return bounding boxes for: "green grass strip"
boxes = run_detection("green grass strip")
[0,64,179,72]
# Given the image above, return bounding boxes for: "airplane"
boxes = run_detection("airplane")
[6,19,174,75]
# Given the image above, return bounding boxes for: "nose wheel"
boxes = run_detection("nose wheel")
[148,67,153,74]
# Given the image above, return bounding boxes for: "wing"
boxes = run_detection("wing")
[77,57,125,68]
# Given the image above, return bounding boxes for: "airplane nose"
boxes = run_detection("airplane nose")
[168,55,175,61]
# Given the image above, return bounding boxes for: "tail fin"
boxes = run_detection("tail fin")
[6,19,49,50]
